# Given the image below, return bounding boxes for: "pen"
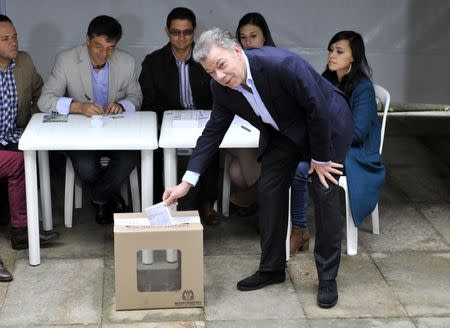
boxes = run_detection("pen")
[241,125,251,132]
[85,94,104,115]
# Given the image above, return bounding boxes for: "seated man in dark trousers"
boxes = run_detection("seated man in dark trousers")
[139,7,220,224]
[38,15,142,224]
[163,28,354,309]
[0,14,58,250]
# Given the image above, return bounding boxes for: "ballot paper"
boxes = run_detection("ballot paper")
[142,202,201,226]
[144,202,173,225]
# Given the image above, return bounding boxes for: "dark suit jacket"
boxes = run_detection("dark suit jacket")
[139,42,213,121]
[345,78,385,226]
[187,46,354,175]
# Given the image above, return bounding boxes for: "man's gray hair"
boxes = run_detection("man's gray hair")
[193,27,239,62]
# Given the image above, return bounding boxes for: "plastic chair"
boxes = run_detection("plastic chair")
[340,84,390,255]
[64,157,140,228]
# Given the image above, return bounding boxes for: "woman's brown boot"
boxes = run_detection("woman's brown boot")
[289,227,310,257]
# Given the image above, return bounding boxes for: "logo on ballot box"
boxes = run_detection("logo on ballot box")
[182,289,194,301]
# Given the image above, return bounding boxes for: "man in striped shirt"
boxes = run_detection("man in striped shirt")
[139,7,220,225]
[0,14,58,257]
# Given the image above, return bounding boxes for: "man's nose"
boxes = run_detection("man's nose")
[216,70,226,81]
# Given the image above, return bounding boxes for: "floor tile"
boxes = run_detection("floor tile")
[288,252,407,318]
[203,216,260,256]
[207,319,308,327]
[204,255,304,321]
[372,252,450,316]
[418,204,450,244]
[0,258,103,326]
[308,318,415,327]
[359,204,449,252]
[415,317,450,328]
[387,167,450,203]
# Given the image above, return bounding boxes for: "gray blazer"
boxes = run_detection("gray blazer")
[38,44,142,112]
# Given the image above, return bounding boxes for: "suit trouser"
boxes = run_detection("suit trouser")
[0,150,27,228]
[68,150,138,203]
[258,129,349,281]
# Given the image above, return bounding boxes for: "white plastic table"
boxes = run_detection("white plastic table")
[158,110,260,187]
[18,112,158,265]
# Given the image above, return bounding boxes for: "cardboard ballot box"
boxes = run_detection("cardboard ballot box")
[114,211,204,310]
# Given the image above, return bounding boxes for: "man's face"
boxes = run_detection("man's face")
[0,22,18,67]
[201,44,246,90]
[166,19,195,52]
[86,35,117,67]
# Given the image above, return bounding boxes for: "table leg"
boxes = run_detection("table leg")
[24,150,40,266]
[141,150,154,265]
[163,148,177,186]
[38,151,53,231]
[140,150,154,208]
[163,148,178,262]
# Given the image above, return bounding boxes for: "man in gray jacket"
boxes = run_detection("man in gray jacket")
[38,15,142,224]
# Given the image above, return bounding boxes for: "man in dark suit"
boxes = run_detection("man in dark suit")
[163,28,354,308]
[139,7,220,225]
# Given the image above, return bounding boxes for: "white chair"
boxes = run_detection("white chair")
[64,157,140,228]
[340,84,390,255]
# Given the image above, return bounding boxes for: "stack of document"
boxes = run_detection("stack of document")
[172,111,199,128]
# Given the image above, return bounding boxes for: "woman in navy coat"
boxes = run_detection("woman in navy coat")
[322,30,386,227]
[291,30,386,255]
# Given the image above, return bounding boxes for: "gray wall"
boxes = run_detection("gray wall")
[6,0,450,104]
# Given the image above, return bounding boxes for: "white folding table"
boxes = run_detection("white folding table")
[18,112,158,265]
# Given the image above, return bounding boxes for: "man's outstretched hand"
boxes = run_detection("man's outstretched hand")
[308,160,343,189]
[162,181,192,206]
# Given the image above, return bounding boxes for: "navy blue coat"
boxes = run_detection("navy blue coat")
[187,46,354,176]
[345,78,386,226]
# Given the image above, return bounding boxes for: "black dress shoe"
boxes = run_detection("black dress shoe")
[0,257,13,282]
[10,228,59,250]
[237,270,286,291]
[317,279,338,308]
[94,202,113,225]
[109,193,129,213]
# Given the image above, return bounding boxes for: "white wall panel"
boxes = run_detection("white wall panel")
[6,0,450,103]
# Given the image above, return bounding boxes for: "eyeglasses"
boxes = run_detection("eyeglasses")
[169,29,194,37]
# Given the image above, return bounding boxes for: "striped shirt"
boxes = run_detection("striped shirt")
[0,60,20,145]
[175,54,195,110]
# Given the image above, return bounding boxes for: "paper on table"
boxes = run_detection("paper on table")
[231,115,252,128]
[197,110,211,127]
[144,202,173,225]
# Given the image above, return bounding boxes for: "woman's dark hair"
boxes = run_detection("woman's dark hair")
[235,12,276,47]
[322,31,372,96]
[87,15,122,42]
